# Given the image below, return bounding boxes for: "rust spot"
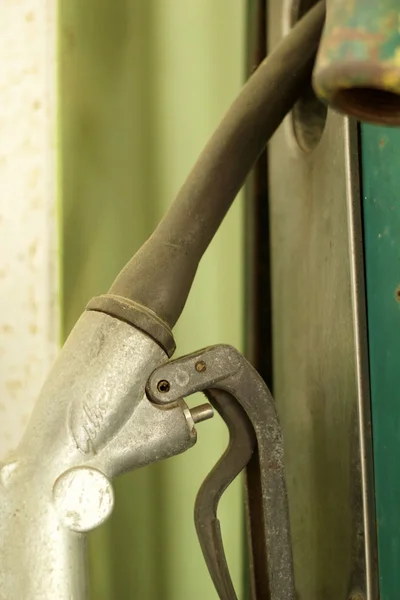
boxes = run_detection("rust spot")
[195,360,206,373]
[28,240,38,258]
[268,460,280,472]
[28,285,38,314]
[29,323,38,335]
[6,380,22,393]
[379,138,387,149]
[28,168,40,189]
[395,285,400,302]
[325,28,385,52]
[157,380,170,393]
[23,65,39,76]
[386,10,398,30]
[30,196,42,210]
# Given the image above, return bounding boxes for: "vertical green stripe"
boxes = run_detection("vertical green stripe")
[59,1,245,598]
[361,124,400,599]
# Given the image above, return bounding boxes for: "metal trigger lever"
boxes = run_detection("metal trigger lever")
[146,345,296,600]
[195,388,256,600]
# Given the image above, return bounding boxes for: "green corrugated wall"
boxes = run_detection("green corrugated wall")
[59,2,246,598]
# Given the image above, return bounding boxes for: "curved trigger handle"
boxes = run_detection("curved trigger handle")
[147,345,295,600]
[195,388,256,600]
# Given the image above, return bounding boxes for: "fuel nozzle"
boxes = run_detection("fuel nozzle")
[0,5,327,599]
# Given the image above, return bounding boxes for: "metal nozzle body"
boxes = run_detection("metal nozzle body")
[0,311,195,599]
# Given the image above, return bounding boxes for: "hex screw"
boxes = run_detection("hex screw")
[157,380,170,393]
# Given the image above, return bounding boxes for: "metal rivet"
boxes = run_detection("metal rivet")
[157,380,170,393]
[195,360,206,373]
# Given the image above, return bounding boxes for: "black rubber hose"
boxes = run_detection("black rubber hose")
[110,1,325,328]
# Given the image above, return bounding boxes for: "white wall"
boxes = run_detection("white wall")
[0,0,59,457]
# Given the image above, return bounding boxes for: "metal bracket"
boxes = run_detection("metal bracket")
[147,344,296,600]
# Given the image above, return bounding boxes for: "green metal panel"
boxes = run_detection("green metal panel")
[362,124,400,599]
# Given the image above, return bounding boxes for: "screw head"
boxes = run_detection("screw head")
[195,360,206,373]
[157,380,170,393]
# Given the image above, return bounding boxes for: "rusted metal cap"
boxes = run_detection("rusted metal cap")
[313,0,400,125]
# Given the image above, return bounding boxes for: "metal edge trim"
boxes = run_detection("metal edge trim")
[344,118,379,600]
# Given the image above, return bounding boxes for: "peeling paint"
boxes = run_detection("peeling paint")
[313,0,400,123]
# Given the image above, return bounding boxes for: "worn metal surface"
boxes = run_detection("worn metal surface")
[148,344,295,600]
[361,124,400,600]
[196,388,255,600]
[87,293,176,356]
[0,311,196,599]
[313,0,400,124]
[268,4,377,598]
